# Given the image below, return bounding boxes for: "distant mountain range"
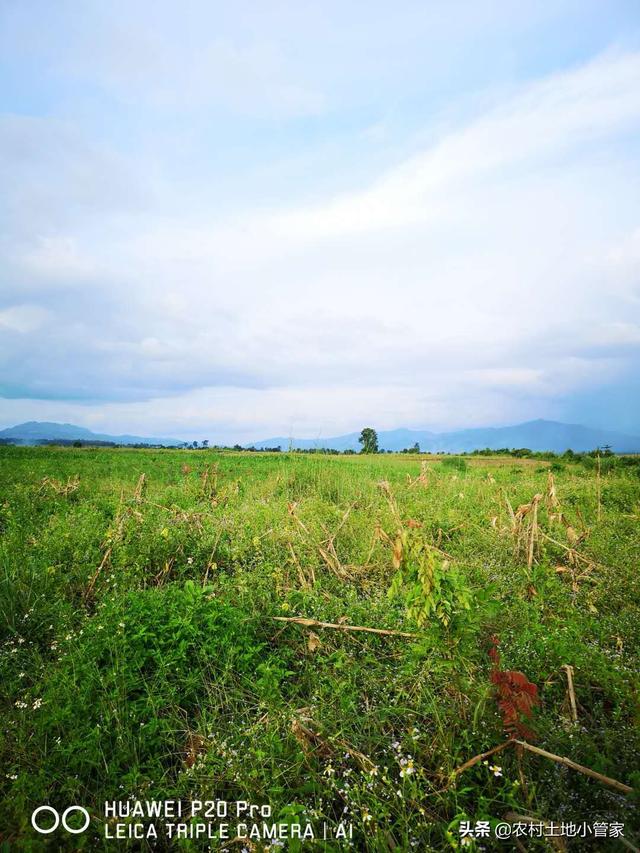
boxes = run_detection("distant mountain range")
[251,419,640,453]
[0,421,182,447]
[1,418,639,453]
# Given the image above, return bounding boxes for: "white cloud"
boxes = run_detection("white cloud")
[1,41,640,437]
[17,236,96,281]
[0,305,50,334]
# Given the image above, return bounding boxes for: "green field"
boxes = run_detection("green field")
[1,447,638,850]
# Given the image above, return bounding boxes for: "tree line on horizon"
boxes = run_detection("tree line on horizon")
[3,428,638,470]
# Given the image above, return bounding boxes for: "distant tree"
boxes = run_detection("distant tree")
[202,439,209,449]
[358,427,378,454]
[401,442,420,454]
[192,441,199,449]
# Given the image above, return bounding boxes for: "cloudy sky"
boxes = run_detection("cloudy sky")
[1,1,640,443]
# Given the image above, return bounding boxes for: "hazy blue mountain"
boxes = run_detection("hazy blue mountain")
[2,418,639,453]
[0,421,182,446]
[251,420,640,453]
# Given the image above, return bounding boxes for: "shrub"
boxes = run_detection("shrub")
[440,456,468,473]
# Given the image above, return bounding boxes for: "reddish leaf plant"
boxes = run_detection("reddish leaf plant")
[489,635,540,740]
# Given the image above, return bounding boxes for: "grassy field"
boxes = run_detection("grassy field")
[0,447,638,851]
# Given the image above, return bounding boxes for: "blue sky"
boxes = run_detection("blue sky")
[1,1,640,442]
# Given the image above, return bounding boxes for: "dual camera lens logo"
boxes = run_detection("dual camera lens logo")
[31,805,90,835]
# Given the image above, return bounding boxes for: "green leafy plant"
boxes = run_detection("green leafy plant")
[440,456,468,473]
[387,529,472,629]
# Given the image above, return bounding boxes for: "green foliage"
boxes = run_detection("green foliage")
[388,531,472,629]
[358,426,379,454]
[0,445,638,849]
[440,455,468,472]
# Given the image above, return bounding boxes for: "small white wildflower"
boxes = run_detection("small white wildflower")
[400,759,415,777]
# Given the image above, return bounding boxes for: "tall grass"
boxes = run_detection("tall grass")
[0,446,638,849]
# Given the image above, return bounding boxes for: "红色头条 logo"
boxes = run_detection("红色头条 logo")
[31,805,90,834]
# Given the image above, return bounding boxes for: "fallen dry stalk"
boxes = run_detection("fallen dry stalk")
[86,546,112,596]
[287,502,352,581]
[451,741,512,776]
[39,474,80,497]
[85,488,128,597]
[407,461,429,488]
[201,463,218,500]
[133,472,146,502]
[546,471,560,511]
[287,541,314,589]
[526,495,541,572]
[291,718,332,759]
[317,503,355,580]
[504,491,543,575]
[539,530,602,570]
[514,741,633,794]
[292,717,376,772]
[561,665,578,724]
[272,615,416,638]
[452,739,633,795]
